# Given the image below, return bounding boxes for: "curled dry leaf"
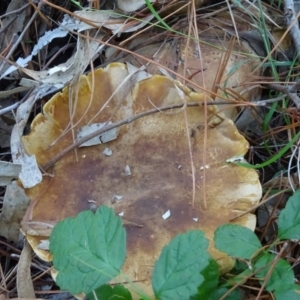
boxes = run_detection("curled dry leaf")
[20,63,261,297]
[11,93,42,188]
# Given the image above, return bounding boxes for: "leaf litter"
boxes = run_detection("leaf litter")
[1,0,300,299]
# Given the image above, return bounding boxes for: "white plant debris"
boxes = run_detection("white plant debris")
[113,195,123,202]
[199,165,210,170]
[125,165,131,175]
[37,239,50,250]
[78,122,118,147]
[103,148,113,156]
[193,218,199,222]
[119,212,124,217]
[226,156,245,163]
[162,210,171,220]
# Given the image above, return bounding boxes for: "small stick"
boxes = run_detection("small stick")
[42,97,290,171]
[284,0,300,63]
[43,102,202,170]
[269,82,300,108]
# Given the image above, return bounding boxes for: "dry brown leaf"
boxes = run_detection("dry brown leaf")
[116,0,154,12]
[17,241,35,299]
[75,10,155,34]
[0,181,31,242]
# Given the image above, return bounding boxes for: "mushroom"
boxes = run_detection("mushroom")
[20,63,261,297]
[107,19,261,121]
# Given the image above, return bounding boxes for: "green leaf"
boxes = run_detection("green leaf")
[214,224,261,259]
[232,259,249,274]
[254,253,294,292]
[49,206,126,295]
[87,284,133,300]
[190,258,220,299]
[209,287,245,300]
[152,230,210,300]
[278,190,300,240]
[274,284,300,300]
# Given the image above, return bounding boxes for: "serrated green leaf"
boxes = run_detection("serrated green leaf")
[274,284,300,300]
[214,224,261,259]
[190,258,220,300]
[49,206,126,295]
[278,190,300,240]
[152,230,210,300]
[87,284,133,300]
[254,253,294,292]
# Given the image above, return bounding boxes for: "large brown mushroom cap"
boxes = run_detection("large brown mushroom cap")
[21,63,261,297]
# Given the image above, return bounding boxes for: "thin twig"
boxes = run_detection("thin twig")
[218,253,277,300]
[190,1,208,210]
[284,0,300,63]
[0,96,278,117]
[0,101,22,115]
[43,102,204,170]
[0,87,35,115]
[41,95,294,171]
[255,242,289,300]
[268,82,300,108]
[182,4,196,209]
[229,187,291,221]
